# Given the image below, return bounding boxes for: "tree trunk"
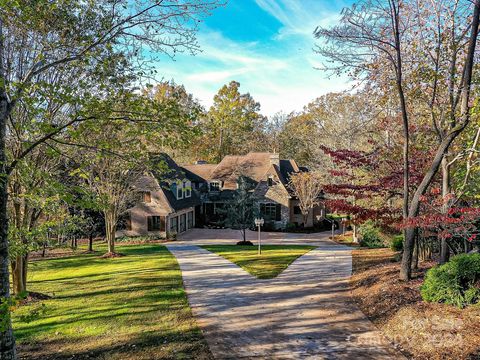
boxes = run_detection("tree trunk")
[88,233,93,252]
[0,18,16,356]
[413,230,419,270]
[352,223,359,243]
[0,122,16,360]
[21,254,28,293]
[105,210,117,254]
[11,255,28,295]
[391,0,411,280]
[440,157,451,263]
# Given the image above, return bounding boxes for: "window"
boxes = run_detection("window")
[260,203,282,221]
[187,211,194,229]
[184,180,192,198]
[294,206,302,215]
[147,216,165,231]
[142,191,152,203]
[209,181,220,192]
[177,182,184,200]
[170,216,178,233]
[267,176,274,186]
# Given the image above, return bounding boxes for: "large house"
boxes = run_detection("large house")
[184,152,325,229]
[119,152,325,238]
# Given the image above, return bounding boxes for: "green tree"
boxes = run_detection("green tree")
[202,81,266,162]
[0,1,223,357]
[221,176,258,244]
[144,81,205,163]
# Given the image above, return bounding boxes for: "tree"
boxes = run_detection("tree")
[143,81,205,163]
[315,0,480,280]
[278,92,377,168]
[221,176,258,244]
[70,90,193,256]
[202,81,266,162]
[288,172,323,227]
[265,112,288,154]
[278,113,318,168]
[0,1,223,357]
[76,153,145,256]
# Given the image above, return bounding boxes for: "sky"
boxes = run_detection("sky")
[155,0,354,117]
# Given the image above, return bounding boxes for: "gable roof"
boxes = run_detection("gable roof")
[182,164,217,182]
[209,152,275,190]
[150,153,201,211]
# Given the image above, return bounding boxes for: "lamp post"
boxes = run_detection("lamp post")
[325,217,336,240]
[255,218,264,255]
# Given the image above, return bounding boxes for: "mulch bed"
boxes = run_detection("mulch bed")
[100,252,125,259]
[351,249,480,359]
[20,291,52,305]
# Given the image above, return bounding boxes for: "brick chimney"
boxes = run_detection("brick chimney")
[270,153,280,167]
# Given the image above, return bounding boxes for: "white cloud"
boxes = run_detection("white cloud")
[154,2,351,117]
[254,0,343,38]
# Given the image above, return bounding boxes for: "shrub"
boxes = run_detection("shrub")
[285,222,297,232]
[359,221,384,248]
[236,240,254,246]
[421,253,480,308]
[391,235,404,251]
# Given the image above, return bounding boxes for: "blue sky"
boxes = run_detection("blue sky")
[156,0,354,117]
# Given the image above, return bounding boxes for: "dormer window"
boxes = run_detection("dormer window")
[209,181,220,192]
[177,181,184,200]
[267,176,274,187]
[184,180,191,198]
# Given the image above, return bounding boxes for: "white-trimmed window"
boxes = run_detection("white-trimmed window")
[177,181,184,200]
[209,181,220,192]
[184,180,192,198]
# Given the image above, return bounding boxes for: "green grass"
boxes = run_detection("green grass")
[13,244,211,360]
[201,245,316,279]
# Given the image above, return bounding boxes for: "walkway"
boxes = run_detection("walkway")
[166,230,403,359]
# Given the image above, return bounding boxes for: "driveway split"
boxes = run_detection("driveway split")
[166,230,403,359]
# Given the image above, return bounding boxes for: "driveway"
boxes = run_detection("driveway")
[176,228,332,246]
[166,229,403,359]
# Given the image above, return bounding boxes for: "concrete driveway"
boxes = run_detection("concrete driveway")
[166,229,403,359]
[175,227,333,246]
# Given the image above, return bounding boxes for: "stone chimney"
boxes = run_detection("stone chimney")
[270,153,280,167]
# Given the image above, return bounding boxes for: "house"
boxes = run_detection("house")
[119,152,325,237]
[183,152,325,229]
[118,154,201,238]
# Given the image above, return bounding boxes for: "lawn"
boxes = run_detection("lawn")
[201,245,316,279]
[13,244,212,360]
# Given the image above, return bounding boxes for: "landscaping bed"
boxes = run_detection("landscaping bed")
[351,248,480,359]
[14,244,211,360]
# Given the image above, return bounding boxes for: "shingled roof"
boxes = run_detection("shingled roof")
[183,152,302,191]
[182,164,218,182]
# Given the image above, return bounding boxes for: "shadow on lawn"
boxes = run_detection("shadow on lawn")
[15,245,210,360]
[18,328,211,360]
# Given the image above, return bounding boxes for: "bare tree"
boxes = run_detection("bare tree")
[289,172,323,227]
[315,0,480,280]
